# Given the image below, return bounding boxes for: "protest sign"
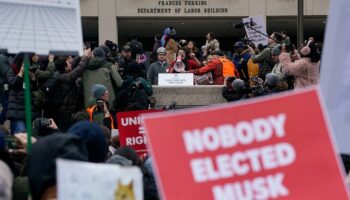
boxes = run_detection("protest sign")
[117,109,162,159]
[0,0,83,55]
[320,0,350,154]
[242,15,268,46]
[57,159,143,200]
[143,87,349,200]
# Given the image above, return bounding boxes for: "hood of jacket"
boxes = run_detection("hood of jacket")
[87,57,109,70]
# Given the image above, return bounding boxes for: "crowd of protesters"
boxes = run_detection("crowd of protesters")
[0,25,323,200]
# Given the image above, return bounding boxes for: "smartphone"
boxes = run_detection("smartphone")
[4,135,18,149]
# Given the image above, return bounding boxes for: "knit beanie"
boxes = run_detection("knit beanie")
[92,47,105,58]
[91,84,107,99]
[272,44,281,55]
[265,73,279,86]
[231,79,245,92]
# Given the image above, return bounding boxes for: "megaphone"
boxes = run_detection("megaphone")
[174,55,186,72]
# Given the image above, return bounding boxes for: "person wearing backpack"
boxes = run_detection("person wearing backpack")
[86,84,115,130]
[114,61,153,112]
[50,48,92,131]
[126,35,144,60]
[83,47,123,108]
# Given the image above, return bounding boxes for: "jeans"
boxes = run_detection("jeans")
[10,120,26,134]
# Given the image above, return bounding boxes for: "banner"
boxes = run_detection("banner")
[117,109,162,159]
[0,0,83,55]
[57,159,143,200]
[320,0,350,154]
[143,88,349,200]
[158,73,194,86]
[242,15,268,46]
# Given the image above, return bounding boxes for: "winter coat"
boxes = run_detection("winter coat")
[147,61,169,85]
[190,59,224,85]
[251,45,276,79]
[83,57,123,108]
[279,52,320,89]
[27,133,88,200]
[165,39,179,64]
[0,55,11,94]
[205,39,220,53]
[56,56,89,113]
[6,66,38,120]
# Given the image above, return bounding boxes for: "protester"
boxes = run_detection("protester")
[0,54,10,124]
[147,47,169,85]
[204,32,220,56]
[189,51,224,85]
[150,34,162,64]
[232,41,251,80]
[27,133,88,200]
[168,48,201,73]
[185,40,201,58]
[52,48,92,131]
[279,42,320,89]
[68,121,108,163]
[114,61,153,112]
[165,29,179,64]
[249,32,282,79]
[86,84,115,129]
[83,46,123,108]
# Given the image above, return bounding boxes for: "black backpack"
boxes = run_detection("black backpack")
[114,79,149,112]
[129,40,143,56]
[41,71,62,106]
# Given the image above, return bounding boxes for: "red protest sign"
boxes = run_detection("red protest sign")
[117,109,162,158]
[143,88,349,200]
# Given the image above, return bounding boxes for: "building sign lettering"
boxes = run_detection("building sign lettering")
[137,0,228,14]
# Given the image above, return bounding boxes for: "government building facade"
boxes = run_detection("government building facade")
[80,0,328,50]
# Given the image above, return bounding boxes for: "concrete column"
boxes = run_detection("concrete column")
[98,0,118,45]
[297,0,304,50]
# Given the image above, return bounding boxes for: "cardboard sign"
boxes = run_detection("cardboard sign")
[143,88,349,200]
[242,15,268,46]
[0,0,83,55]
[320,0,350,154]
[117,110,162,159]
[158,73,194,86]
[57,159,143,200]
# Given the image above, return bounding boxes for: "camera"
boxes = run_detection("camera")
[96,99,105,112]
[131,82,141,90]
[33,118,51,129]
[29,66,37,73]
[4,135,18,149]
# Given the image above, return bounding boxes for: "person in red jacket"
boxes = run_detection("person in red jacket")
[189,51,225,85]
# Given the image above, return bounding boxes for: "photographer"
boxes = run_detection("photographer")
[114,61,153,112]
[222,77,250,102]
[86,84,114,130]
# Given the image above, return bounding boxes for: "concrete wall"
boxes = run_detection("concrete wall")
[151,85,227,107]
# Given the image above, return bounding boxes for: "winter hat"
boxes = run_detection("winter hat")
[157,47,166,54]
[265,73,279,86]
[27,133,88,200]
[0,161,13,200]
[169,28,176,36]
[91,84,107,99]
[300,46,311,56]
[92,47,105,58]
[100,45,111,57]
[233,41,245,48]
[106,155,132,166]
[231,79,245,92]
[68,121,108,163]
[272,44,282,56]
